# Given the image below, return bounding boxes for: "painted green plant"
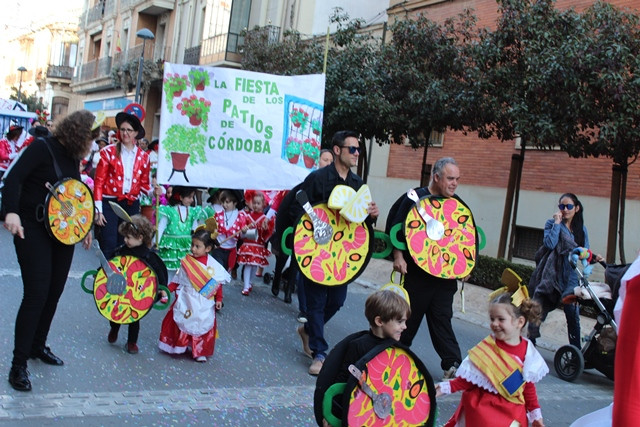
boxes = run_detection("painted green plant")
[163,73,189,112]
[302,137,320,158]
[290,107,309,131]
[311,118,322,136]
[286,137,301,159]
[188,68,211,90]
[163,124,207,165]
[177,95,211,130]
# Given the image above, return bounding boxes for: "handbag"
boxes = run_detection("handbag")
[380,271,410,304]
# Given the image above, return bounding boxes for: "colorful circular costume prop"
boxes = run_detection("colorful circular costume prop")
[44,178,94,245]
[344,346,436,426]
[293,203,373,286]
[92,255,158,324]
[404,196,476,279]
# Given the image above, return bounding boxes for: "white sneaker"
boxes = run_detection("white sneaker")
[195,356,207,362]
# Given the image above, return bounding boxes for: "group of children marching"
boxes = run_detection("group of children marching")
[107,186,275,363]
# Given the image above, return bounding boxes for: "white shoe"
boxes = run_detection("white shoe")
[195,356,207,362]
[308,357,324,376]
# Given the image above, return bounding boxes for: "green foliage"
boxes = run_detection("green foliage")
[9,87,47,113]
[163,124,207,165]
[110,59,162,94]
[377,10,479,146]
[188,68,210,89]
[468,254,534,291]
[163,73,189,112]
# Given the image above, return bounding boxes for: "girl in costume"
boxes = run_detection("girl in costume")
[108,215,168,354]
[156,186,205,270]
[436,290,548,427]
[158,224,230,362]
[212,190,249,273]
[237,190,274,295]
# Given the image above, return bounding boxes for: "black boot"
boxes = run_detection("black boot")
[8,365,31,392]
[30,346,64,366]
[271,278,280,297]
[283,278,292,304]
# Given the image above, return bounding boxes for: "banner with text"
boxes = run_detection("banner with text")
[157,63,325,190]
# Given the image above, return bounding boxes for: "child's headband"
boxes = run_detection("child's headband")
[195,217,219,241]
[488,268,530,307]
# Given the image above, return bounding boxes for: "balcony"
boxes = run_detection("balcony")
[79,0,115,28]
[47,65,74,80]
[75,56,113,83]
[199,32,243,66]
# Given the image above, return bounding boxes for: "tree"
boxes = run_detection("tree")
[467,0,595,259]
[563,1,640,263]
[241,8,386,177]
[9,87,47,113]
[373,10,480,184]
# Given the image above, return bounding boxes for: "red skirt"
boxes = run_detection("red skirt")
[444,387,527,427]
[158,298,217,358]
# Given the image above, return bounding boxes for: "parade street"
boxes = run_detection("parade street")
[0,230,613,426]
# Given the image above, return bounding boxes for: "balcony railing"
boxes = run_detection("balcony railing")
[75,56,112,83]
[47,65,74,80]
[183,45,201,65]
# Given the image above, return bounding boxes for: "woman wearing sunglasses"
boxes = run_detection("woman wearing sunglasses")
[528,193,601,348]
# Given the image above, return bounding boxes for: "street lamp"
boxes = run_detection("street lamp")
[17,66,27,103]
[134,28,155,104]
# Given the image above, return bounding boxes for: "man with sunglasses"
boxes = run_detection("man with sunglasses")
[389,157,476,381]
[293,130,379,375]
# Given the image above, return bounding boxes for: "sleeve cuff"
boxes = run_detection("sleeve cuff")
[95,201,103,213]
[437,381,452,395]
[527,408,543,423]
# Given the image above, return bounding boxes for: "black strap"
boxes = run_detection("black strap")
[41,137,63,180]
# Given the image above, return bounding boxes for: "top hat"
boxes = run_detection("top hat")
[28,125,50,138]
[115,112,145,139]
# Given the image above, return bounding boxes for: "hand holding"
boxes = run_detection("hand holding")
[392,249,407,275]
[367,202,379,220]
[552,210,562,224]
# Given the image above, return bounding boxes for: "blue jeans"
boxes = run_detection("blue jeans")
[98,199,140,259]
[296,272,307,313]
[303,279,348,359]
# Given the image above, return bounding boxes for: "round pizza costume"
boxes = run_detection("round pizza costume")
[389,187,478,372]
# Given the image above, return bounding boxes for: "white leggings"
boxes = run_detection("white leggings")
[243,265,257,291]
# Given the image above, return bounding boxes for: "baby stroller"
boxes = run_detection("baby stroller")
[553,252,629,382]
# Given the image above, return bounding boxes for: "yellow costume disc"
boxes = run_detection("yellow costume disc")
[294,203,373,286]
[93,255,158,324]
[45,178,94,245]
[405,196,476,279]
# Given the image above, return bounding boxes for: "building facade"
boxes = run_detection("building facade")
[369,0,640,263]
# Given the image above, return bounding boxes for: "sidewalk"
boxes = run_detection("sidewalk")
[354,257,596,353]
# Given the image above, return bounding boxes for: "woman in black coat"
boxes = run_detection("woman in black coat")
[3,110,100,391]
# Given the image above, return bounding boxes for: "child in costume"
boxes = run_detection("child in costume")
[436,288,548,427]
[108,215,169,354]
[313,290,412,425]
[212,190,248,273]
[237,190,274,295]
[158,223,230,362]
[157,186,205,270]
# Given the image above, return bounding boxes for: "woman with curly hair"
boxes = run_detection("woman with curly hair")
[3,110,100,391]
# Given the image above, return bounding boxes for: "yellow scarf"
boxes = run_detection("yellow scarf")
[468,335,525,404]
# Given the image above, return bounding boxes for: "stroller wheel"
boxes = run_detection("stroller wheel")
[263,273,272,284]
[554,344,584,382]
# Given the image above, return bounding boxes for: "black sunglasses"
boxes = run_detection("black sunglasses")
[341,145,361,154]
[558,203,575,211]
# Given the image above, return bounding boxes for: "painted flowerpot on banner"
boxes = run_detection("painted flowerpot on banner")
[170,152,190,170]
[189,115,202,126]
[286,137,301,164]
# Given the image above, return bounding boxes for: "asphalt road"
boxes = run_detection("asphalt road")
[0,231,613,426]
